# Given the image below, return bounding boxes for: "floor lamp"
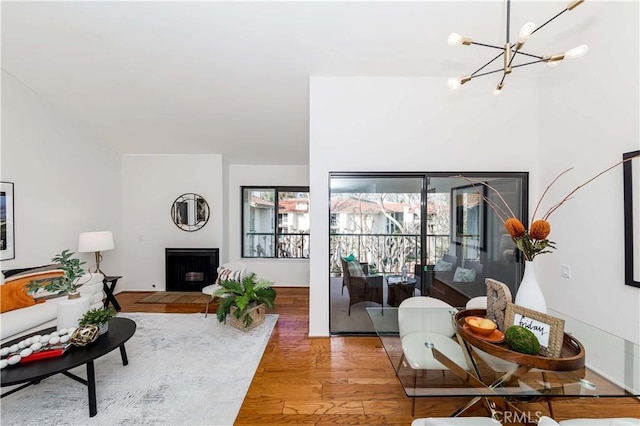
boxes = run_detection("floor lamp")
[78,231,114,276]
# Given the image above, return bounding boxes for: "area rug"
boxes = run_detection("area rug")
[0,312,278,426]
[137,291,211,304]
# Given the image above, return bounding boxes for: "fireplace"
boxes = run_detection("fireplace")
[165,248,220,292]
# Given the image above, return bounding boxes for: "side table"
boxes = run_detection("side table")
[103,276,122,312]
[386,276,417,307]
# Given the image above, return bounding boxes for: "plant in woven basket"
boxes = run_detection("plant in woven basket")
[214,273,276,328]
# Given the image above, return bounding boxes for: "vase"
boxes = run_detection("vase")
[57,292,91,331]
[98,322,109,335]
[514,260,547,313]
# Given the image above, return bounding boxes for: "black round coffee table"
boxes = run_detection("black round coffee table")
[1,317,136,417]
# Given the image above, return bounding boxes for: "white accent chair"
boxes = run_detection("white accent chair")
[465,296,488,309]
[201,261,250,318]
[397,296,469,416]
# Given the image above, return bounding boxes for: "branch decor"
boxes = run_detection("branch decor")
[460,154,640,261]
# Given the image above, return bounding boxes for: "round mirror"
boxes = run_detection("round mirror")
[171,193,210,232]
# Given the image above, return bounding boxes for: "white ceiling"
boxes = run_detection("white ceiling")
[1,1,594,164]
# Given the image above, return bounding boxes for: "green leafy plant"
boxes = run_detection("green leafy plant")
[214,273,276,328]
[79,307,117,326]
[26,249,87,296]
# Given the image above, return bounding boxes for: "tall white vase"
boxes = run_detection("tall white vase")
[57,293,91,331]
[514,260,547,313]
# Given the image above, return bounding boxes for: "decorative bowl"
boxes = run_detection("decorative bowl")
[464,316,497,336]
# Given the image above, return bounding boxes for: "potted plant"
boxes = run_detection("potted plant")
[214,273,276,331]
[27,249,87,298]
[79,307,117,334]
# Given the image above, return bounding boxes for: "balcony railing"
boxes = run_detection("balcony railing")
[329,232,450,275]
[244,232,309,258]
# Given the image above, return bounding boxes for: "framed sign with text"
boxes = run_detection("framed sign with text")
[505,302,565,357]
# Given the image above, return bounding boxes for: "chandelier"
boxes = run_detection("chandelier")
[447,0,588,94]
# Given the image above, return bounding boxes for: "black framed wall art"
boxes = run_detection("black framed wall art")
[1,181,15,260]
[623,150,640,288]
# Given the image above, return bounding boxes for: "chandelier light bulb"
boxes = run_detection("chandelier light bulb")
[447,77,462,90]
[565,44,588,59]
[447,76,471,90]
[518,22,536,43]
[448,33,472,46]
[494,83,504,95]
[448,33,463,45]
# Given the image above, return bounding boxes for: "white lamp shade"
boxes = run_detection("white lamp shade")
[78,231,114,253]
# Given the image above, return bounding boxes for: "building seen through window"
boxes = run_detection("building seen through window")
[242,186,310,258]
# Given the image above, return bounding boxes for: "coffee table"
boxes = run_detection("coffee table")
[1,317,136,417]
[366,306,640,422]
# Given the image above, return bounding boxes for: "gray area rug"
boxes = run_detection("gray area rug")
[0,312,278,426]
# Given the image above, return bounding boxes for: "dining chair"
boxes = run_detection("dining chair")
[397,296,469,416]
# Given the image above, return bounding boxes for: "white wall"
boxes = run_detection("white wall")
[309,76,540,336]
[0,71,122,274]
[121,154,224,291]
[536,0,640,343]
[228,164,310,286]
[309,2,640,344]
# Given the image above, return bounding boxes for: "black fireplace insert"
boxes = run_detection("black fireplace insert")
[165,248,220,292]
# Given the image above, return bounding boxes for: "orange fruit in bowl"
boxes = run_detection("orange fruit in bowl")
[465,316,497,336]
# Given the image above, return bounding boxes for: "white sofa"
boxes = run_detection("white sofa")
[1,272,105,344]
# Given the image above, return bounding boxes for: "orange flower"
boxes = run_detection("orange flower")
[530,220,551,240]
[504,218,525,238]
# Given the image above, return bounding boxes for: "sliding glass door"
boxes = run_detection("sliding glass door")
[329,172,527,335]
[329,174,423,334]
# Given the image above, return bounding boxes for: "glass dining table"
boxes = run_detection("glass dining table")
[366,305,640,422]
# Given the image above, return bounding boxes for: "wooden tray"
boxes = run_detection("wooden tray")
[455,309,585,371]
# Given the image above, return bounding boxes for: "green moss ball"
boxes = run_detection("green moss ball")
[505,325,540,355]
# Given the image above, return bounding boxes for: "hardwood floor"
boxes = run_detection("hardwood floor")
[117,289,639,425]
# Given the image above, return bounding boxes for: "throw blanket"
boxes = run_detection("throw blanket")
[0,270,63,313]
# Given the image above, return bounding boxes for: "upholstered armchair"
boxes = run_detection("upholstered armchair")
[340,258,383,315]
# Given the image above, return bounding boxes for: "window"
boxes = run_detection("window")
[386,212,403,234]
[242,186,310,258]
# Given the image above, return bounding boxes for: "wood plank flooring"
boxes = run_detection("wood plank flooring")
[116,288,639,425]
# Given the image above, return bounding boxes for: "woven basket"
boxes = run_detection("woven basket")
[229,303,266,331]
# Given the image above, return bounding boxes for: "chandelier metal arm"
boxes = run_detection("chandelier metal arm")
[531,9,569,37]
[470,41,507,51]
[511,59,547,68]
[473,58,550,80]
[513,50,545,60]
[470,51,505,77]
[474,67,508,79]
